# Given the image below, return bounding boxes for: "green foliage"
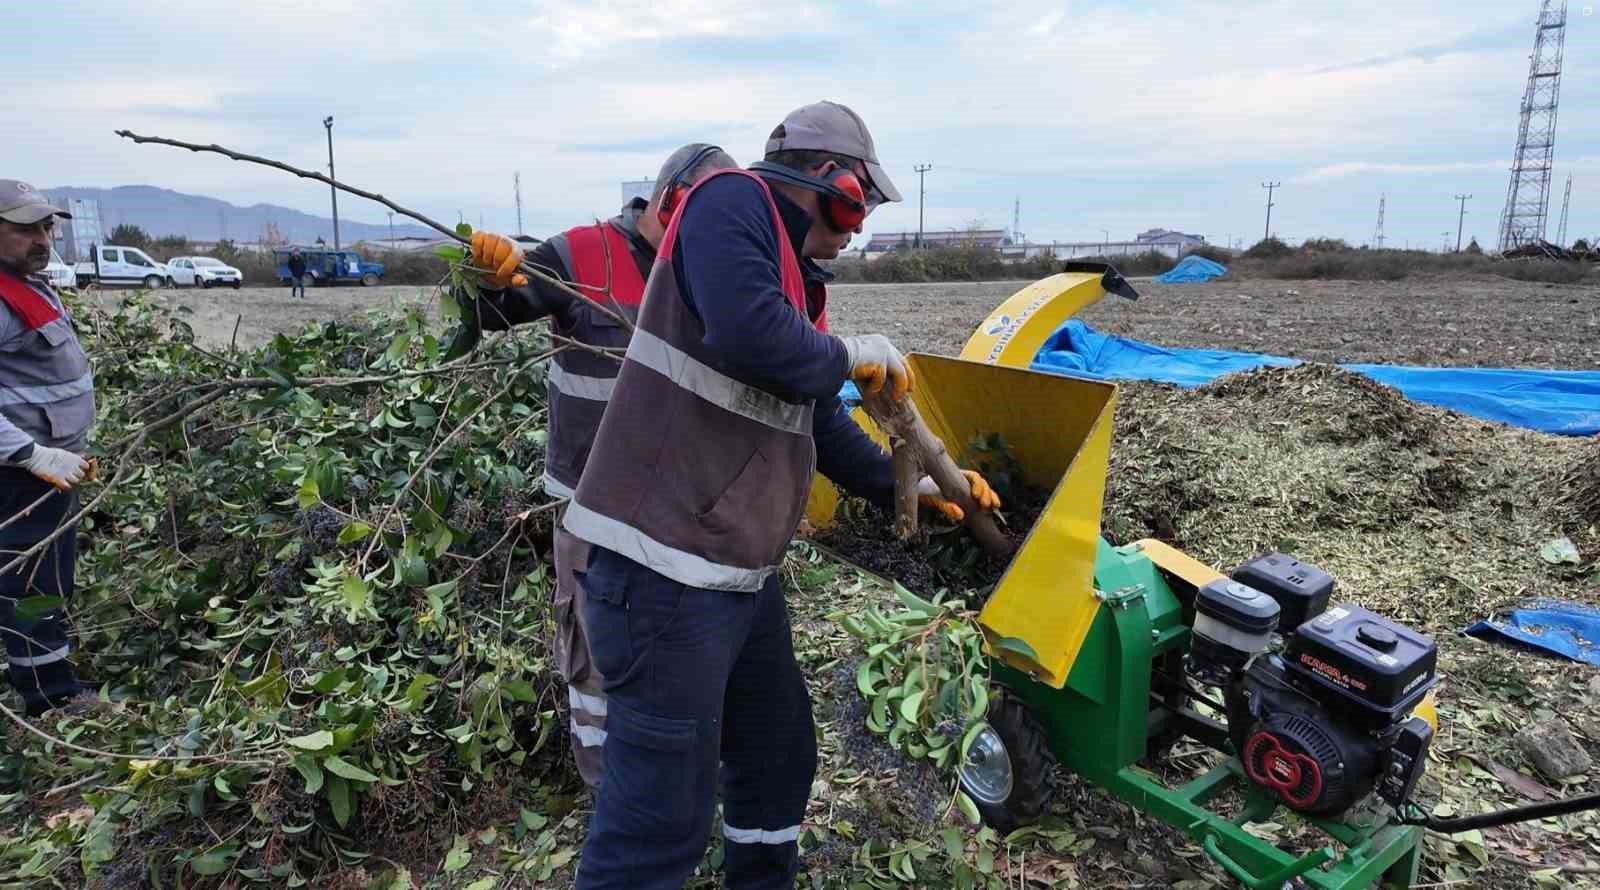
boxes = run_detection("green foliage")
[827,247,1063,284]
[149,235,191,261]
[0,291,569,885]
[1495,259,1592,284]
[108,223,151,249]
[832,588,990,778]
[1244,236,1293,259]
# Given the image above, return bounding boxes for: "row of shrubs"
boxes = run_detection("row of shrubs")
[1235,236,1594,284]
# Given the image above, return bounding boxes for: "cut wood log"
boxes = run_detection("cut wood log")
[861,391,1013,558]
[890,435,920,540]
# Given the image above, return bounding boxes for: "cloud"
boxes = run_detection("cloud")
[1293,161,1510,183]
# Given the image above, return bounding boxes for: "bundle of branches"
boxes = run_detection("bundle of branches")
[0,283,584,887]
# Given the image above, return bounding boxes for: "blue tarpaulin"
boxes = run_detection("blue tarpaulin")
[1030,320,1600,436]
[1463,599,1600,666]
[1154,255,1227,283]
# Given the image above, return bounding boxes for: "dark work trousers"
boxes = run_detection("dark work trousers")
[0,468,83,716]
[573,546,817,890]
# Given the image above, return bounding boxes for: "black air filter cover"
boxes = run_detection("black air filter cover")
[1231,553,1333,631]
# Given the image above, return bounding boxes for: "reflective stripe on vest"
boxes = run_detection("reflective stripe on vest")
[541,471,576,500]
[625,329,813,435]
[0,372,93,407]
[547,362,616,402]
[562,499,776,592]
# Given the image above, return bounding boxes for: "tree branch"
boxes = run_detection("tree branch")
[114,129,633,332]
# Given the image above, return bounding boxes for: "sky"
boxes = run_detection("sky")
[9,1,1598,251]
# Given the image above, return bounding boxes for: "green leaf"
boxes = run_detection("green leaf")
[286,730,334,751]
[435,245,466,262]
[190,844,237,876]
[401,673,437,712]
[384,333,412,364]
[994,635,1041,665]
[12,595,61,620]
[323,755,380,783]
[900,690,925,724]
[423,579,458,600]
[856,661,878,697]
[464,879,498,890]
[967,677,989,721]
[339,574,372,612]
[296,478,320,509]
[894,582,942,616]
[940,827,964,859]
[292,753,324,794]
[326,774,352,827]
[961,722,987,759]
[337,521,373,545]
[500,678,538,703]
[957,791,981,825]
[443,834,471,873]
[310,669,347,693]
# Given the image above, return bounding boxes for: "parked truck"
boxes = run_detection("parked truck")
[273,248,384,287]
[73,244,174,289]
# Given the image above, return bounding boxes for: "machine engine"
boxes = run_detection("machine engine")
[1186,555,1438,818]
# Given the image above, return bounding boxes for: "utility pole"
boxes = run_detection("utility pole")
[1453,194,1472,252]
[1099,229,1109,253]
[1261,181,1281,241]
[387,211,394,249]
[514,171,525,237]
[914,164,932,248]
[1556,173,1572,247]
[323,116,340,250]
[1442,231,1453,254]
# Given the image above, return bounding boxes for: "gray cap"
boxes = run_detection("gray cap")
[0,180,70,225]
[650,143,739,202]
[764,101,902,203]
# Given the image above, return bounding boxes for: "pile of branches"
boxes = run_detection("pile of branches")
[0,281,584,887]
[1502,239,1599,262]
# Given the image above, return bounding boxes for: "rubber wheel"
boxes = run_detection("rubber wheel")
[144,275,163,290]
[231,281,241,290]
[959,691,1059,834]
[361,273,379,287]
[198,279,209,289]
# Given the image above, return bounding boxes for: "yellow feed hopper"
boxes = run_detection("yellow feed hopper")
[808,353,1117,688]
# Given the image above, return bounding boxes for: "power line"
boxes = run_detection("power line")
[1453,194,1472,253]
[1261,181,1281,241]
[914,164,932,248]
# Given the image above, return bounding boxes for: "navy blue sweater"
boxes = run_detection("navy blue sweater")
[674,173,894,508]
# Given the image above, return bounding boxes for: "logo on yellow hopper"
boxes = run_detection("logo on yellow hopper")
[985,315,1014,336]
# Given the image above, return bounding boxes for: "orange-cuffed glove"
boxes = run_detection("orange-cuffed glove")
[469,231,529,289]
[840,334,914,402]
[916,470,1001,522]
[21,445,90,492]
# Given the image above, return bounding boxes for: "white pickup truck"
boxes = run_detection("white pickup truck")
[73,244,173,289]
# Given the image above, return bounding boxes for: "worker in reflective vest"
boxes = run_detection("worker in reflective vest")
[562,103,1001,889]
[464,144,739,789]
[0,180,95,717]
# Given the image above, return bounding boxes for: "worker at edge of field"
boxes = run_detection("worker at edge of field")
[461,144,740,790]
[0,180,95,717]
[561,101,1001,890]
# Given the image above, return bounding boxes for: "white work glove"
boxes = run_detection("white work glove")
[22,445,89,491]
[840,334,914,401]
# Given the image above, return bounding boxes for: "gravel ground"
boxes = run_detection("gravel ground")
[88,272,1600,370]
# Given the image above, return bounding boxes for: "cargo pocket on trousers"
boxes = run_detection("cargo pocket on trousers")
[602,697,699,831]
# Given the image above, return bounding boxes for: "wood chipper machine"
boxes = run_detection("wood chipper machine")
[806,264,1600,889]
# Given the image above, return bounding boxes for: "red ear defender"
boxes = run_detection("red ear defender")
[658,185,687,227]
[821,168,867,231]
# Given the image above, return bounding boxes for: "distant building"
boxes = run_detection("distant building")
[997,227,1208,261]
[1135,228,1207,250]
[864,229,1012,252]
[48,195,103,263]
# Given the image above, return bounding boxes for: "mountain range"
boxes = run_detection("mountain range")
[42,185,435,245]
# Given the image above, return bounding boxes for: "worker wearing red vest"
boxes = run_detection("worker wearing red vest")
[562,103,1000,889]
[464,144,738,788]
[0,180,95,716]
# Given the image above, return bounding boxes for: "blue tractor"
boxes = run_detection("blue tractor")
[274,248,385,287]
